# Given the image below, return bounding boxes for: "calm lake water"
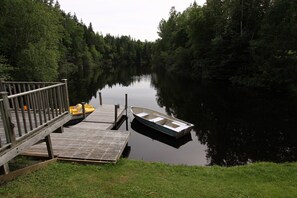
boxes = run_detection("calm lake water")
[88,72,297,166]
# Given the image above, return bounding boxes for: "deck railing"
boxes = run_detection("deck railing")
[0,81,58,96]
[0,80,69,150]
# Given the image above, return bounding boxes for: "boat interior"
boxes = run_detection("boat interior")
[135,111,189,132]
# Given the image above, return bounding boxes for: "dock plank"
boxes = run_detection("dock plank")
[23,104,130,163]
[23,128,130,163]
[84,105,125,124]
[71,122,111,130]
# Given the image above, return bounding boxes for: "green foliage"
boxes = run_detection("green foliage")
[251,0,297,88]
[102,35,152,70]
[18,40,59,81]
[0,0,62,81]
[153,0,297,90]
[1,160,297,197]
[0,55,13,80]
[0,0,152,84]
[1,0,296,91]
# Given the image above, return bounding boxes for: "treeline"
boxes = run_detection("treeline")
[153,0,297,89]
[1,0,296,91]
[0,0,152,84]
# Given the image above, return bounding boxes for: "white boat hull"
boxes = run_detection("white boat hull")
[131,106,194,139]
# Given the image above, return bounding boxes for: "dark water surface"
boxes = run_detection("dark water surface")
[89,73,297,166]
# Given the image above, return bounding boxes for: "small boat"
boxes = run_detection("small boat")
[65,104,95,126]
[131,119,192,148]
[131,106,194,139]
[69,103,95,116]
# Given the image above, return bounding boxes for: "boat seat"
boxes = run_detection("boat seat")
[163,124,189,132]
[149,117,164,123]
[172,121,187,126]
[136,112,149,117]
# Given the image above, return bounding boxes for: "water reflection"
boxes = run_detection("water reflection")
[68,66,149,105]
[131,119,192,149]
[151,70,297,166]
[79,66,297,166]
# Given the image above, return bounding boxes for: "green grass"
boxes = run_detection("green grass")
[8,156,44,171]
[1,159,297,197]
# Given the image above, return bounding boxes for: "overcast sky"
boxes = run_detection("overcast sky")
[58,0,206,41]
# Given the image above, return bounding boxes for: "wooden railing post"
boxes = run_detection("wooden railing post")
[0,92,16,145]
[0,78,5,92]
[61,79,69,111]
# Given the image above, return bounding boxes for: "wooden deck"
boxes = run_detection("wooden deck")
[0,80,70,173]
[78,104,125,130]
[0,110,64,146]
[23,104,130,163]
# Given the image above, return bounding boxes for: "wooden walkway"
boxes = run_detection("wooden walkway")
[78,104,125,130]
[23,104,130,163]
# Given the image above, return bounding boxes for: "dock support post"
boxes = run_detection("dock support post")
[45,134,54,159]
[125,94,128,110]
[114,104,119,128]
[99,92,102,106]
[81,102,86,118]
[1,163,10,175]
[53,126,64,133]
[125,94,128,131]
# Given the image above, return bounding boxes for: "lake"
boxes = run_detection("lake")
[87,72,297,166]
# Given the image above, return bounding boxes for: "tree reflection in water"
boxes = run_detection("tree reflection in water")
[68,66,149,105]
[72,67,297,166]
[151,70,297,166]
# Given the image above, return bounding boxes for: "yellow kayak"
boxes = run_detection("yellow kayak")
[69,104,95,116]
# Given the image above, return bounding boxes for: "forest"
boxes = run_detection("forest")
[0,0,152,85]
[153,0,297,90]
[0,0,296,91]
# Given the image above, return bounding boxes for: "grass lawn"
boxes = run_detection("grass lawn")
[0,159,297,197]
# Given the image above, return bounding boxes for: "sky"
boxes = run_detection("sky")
[58,0,206,42]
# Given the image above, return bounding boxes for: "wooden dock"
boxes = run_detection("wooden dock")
[0,80,70,173]
[23,104,130,163]
[77,104,125,130]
